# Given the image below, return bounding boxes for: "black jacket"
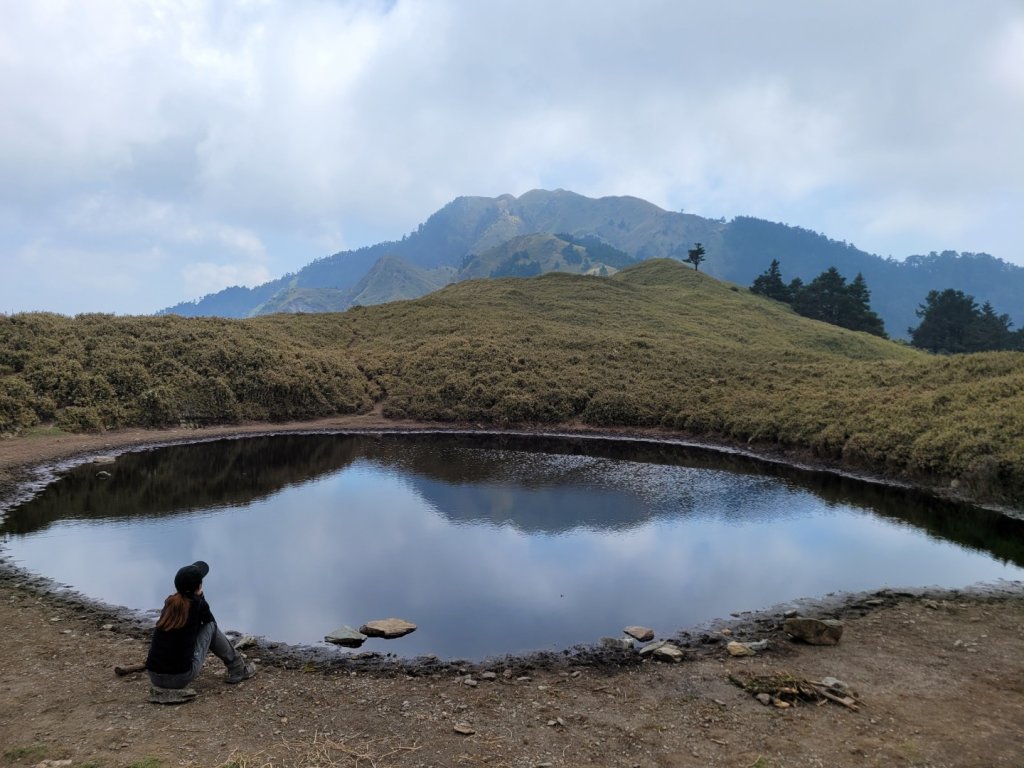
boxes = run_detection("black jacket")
[145,594,216,674]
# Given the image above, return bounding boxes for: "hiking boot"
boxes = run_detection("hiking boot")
[224,658,257,684]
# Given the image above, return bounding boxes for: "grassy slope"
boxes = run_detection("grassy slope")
[2,260,1022,503]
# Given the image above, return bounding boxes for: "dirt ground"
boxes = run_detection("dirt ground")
[1,418,1023,768]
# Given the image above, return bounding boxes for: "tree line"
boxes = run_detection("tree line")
[750,260,887,337]
[751,259,1023,352]
[910,289,1023,353]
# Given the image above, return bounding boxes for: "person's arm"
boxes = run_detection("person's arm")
[192,594,216,625]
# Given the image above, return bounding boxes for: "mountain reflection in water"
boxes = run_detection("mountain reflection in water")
[2,433,1022,659]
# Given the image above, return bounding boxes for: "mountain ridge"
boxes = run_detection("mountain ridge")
[161,189,1024,338]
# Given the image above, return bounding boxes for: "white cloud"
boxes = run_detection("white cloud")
[1,0,1022,314]
[181,260,272,299]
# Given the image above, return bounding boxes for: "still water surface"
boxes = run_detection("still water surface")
[2,433,1022,659]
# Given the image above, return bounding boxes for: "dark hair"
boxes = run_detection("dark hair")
[155,593,191,631]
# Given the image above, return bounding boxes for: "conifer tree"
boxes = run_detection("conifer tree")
[685,242,706,271]
[750,259,791,302]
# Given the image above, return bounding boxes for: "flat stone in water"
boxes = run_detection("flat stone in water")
[325,625,368,647]
[359,618,417,639]
[624,625,655,642]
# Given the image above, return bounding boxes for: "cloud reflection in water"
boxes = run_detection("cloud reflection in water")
[3,434,1022,659]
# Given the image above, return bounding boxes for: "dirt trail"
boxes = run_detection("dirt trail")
[2,420,1023,767]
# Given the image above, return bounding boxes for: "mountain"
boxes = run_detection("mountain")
[160,190,1024,338]
[459,232,635,280]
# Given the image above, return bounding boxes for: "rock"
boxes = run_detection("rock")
[93,455,117,465]
[96,470,112,479]
[821,676,854,696]
[923,599,940,610]
[783,617,844,645]
[726,641,757,657]
[453,723,475,735]
[638,639,668,656]
[324,626,367,648]
[651,643,685,663]
[755,693,772,706]
[600,636,635,651]
[463,677,478,687]
[359,618,417,639]
[624,625,654,642]
[783,609,799,619]
[100,624,114,631]
[480,671,498,681]
[149,685,197,705]
[865,598,884,606]
[233,635,258,650]
[720,628,732,636]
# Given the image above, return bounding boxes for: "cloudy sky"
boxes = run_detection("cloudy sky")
[1,0,1022,315]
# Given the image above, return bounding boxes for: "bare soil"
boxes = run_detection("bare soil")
[2,418,1023,768]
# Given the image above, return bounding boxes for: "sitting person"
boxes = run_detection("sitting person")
[146,560,255,693]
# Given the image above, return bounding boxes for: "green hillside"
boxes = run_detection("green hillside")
[3,260,1022,504]
[459,233,632,279]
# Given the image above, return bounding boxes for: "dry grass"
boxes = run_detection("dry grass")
[2,260,1022,503]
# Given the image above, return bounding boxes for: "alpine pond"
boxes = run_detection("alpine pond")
[2,433,1022,660]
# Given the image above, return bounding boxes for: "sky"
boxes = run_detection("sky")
[1,0,1022,316]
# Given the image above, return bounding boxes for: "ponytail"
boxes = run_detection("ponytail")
[155,593,191,631]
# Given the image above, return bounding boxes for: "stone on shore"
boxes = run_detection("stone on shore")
[325,625,368,647]
[359,618,417,639]
[783,617,844,645]
[636,638,694,661]
[727,641,757,657]
[600,636,635,652]
[624,626,655,642]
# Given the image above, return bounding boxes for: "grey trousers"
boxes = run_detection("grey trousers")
[148,621,240,689]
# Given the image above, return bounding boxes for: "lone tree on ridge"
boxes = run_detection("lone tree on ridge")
[685,242,706,271]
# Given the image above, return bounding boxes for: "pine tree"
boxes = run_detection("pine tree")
[792,267,849,326]
[789,268,887,337]
[750,259,791,302]
[843,273,887,337]
[685,242,706,271]
[909,289,980,353]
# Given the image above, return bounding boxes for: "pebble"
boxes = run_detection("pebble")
[453,723,475,735]
[463,677,478,687]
